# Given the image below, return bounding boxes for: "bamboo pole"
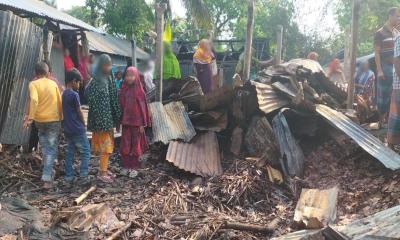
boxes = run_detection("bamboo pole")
[276,25,283,65]
[131,34,137,67]
[155,3,167,102]
[74,186,96,205]
[346,0,360,109]
[243,0,255,82]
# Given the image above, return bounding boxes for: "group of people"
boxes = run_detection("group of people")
[24,53,151,187]
[316,7,400,149]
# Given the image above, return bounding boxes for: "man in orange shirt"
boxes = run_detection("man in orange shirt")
[24,62,63,188]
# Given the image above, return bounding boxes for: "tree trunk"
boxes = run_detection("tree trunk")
[243,0,255,82]
[346,0,360,109]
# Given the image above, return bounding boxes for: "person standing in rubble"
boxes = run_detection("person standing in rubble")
[355,61,375,104]
[387,27,400,148]
[62,69,91,183]
[23,62,63,188]
[85,54,121,183]
[374,7,400,128]
[118,67,150,178]
[193,39,214,94]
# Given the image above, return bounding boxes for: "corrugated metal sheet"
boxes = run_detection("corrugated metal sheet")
[166,131,222,177]
[251,81,289,114]
[316,104,400,170]
[50,47,65,85]
[272,110,305,178]
[149,101,196,144]
[86,31,149,60]
[244,116,279,166]
[294,187,339,229]
[0,0,99,32]
[335,205,400,239]
[0,10,43,144]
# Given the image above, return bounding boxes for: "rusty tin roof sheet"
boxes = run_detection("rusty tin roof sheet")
[0,10,43,144]
[251,81,289,114]
[149,101,196,144]
[316,104,400,170]
[0,0,99,32]
[166,131,222,177]
[335,205,400,239]
[86,31,149,59]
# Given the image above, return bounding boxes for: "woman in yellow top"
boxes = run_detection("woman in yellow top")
[193,39,214,94]
[24,62,63,188]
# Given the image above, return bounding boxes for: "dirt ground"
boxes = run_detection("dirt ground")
[1,133,399,239]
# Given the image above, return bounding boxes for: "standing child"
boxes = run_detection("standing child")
[62,69,91,182]
[24,62,63,188]
[86,54,121,183]
[119,67,150,178]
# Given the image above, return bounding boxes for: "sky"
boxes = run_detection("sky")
[57,0,338,38]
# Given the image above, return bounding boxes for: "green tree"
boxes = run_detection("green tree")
[101,0,154,42]
[334,0,400,56]
[65,6,93,26]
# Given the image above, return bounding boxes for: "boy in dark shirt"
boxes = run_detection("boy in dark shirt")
[63,69,91,182]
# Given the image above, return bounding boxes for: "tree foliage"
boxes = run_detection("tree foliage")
[65,0,154,43]
[101,0,154,41]
[334,0,400,56]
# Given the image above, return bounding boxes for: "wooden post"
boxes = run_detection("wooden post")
[42,26,50,63]
[131,34,137,67]
[155,3,167,102]
[276,25,283,65]
[243,0,255,82]
[346,0,360,109]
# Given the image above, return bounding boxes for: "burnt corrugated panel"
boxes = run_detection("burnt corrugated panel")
[316,104,400,170]
[166,131,222,177]
[0,0,99,32]
[0,10,43,144]
[335,205,400,239]
[251,81,289,114]
[149,101,196,144]
[272,110,305,178]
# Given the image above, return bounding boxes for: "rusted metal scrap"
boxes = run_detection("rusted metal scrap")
[149,101,196,144]
[244,116,280,166]
[316,104,400,170]
[272,110,305,178]
[251,81,289,114]
[166,131,222,177]
[294,186,339,229]
[334,205,400,239]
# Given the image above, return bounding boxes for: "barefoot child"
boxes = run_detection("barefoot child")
[86,54,121,183]
[24,62,62,188]
[62,69,91,182]
[119,67,150,177]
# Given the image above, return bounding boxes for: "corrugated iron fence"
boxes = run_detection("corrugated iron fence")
[0,10,43,145]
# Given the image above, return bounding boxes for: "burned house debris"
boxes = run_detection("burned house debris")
[2,44,400,238]
[0,1,400,237]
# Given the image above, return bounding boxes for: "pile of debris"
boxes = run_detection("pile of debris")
[1,59,400,239]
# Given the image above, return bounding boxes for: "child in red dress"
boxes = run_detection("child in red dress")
[118,67,150,177]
